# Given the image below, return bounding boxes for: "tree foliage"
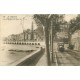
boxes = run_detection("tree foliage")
[33,14,65,65]
[33,14,64,34]
[69,14,80,34]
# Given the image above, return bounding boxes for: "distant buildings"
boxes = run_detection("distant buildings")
[4,22,44,43]
[4,30,44,42]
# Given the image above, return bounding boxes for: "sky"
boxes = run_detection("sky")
[64,14,77,22]
[0,14,36,38]
[0,14,78,39]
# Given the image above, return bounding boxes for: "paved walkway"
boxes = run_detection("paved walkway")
[35,52,48,66]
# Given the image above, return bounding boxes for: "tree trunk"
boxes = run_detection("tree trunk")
[51,25,54,63]
[68,32,72,46]
[49,33,51,58]
[44,27,51,66]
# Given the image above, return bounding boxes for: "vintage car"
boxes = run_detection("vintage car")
[58,42,64,52]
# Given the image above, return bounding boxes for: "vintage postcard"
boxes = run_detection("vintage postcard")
[0,14,80,66]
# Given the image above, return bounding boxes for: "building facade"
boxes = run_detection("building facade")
[71,30,80,50]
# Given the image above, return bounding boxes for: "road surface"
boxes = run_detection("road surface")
[51,50,80,66]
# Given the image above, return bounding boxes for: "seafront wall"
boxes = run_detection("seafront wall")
[9,47,44,66]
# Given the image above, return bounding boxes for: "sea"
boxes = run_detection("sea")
[0,43,39,66]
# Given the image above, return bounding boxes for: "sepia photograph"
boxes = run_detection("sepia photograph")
[0,14,80,66]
